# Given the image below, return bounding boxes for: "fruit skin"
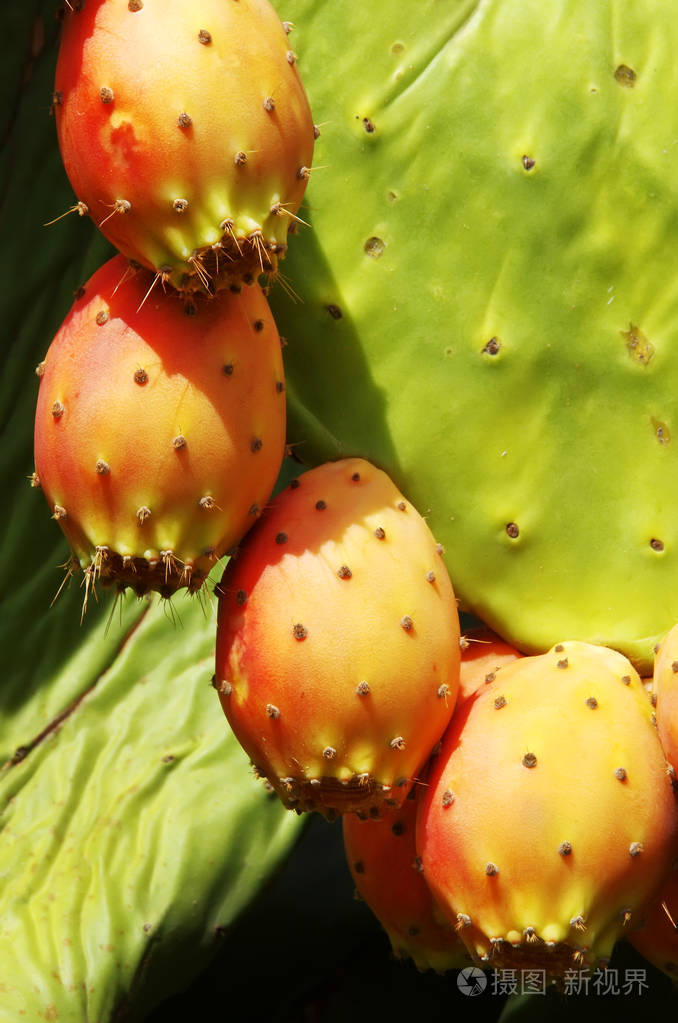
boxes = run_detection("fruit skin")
[33,253,286,598]
[628,858,678,980]
[416,641,678,976]
[215,457,461,818]
[54,0,315,291]
[652,622,678,773]
[459,625,522,703]
[343,785,470,972]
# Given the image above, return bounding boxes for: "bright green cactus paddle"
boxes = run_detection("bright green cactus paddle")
[272,0,678,673]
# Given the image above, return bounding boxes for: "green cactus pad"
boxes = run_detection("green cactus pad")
[0,593,301,1023]
[0,7,301,1019]
[272,0,678,672]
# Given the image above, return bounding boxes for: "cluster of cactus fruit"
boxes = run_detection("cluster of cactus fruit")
[37,0,314,600]
[29,0,678,1005]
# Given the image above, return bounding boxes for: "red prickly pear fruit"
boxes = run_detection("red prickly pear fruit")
[628,859,678,980]
[652,622,678,773]
[214,457,461,818]
[343,787,471,972]
[459,626,522,703]
[416,641,678,976]
[33,254,286,601]
[53,0,315,292]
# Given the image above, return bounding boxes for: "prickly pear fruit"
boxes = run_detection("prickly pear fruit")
[459,626,522,703]
[33,254,286,600]
[53,0,315,291]
[628,859,678,980]
[343,787,470,972]
[416,641,678,976]
[214,457,461,818]
[652,622,678,773]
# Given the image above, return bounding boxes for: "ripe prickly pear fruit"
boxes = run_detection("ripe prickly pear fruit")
[343,786,470,972]
[416,641,678,976]
[628,859,678,980]
[53,0,315,291]
[652,622,678,773]
[459,626,522,703]
[33,254,286,600]
[214,457,461,818]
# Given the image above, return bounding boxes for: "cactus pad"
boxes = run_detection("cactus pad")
[272,0,678,673]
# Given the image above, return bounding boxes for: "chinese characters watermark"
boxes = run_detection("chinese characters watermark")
[457,966,650,997]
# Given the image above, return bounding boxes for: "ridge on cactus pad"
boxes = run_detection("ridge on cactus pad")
[416,641,678,977]
[214,457,461,819]
[33,254,286,600]
[53,0,315,291]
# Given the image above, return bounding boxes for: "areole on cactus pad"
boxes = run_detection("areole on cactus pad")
[53,0,316,291]
[214,457,461,819]
[33,254,286,600]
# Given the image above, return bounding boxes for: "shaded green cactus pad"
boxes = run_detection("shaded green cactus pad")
[0,5,301,1018]
[0,597,300,1023]
[273,0,678,672]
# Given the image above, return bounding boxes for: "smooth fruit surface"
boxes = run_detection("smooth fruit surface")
[215,457,461,817]
[34,253,286,597]
[459,626,522,702]
[54,0,315,289]
[652,621,678,772]
[343,788,470,972]
[417,641,678,974]
[628,859,678,980]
